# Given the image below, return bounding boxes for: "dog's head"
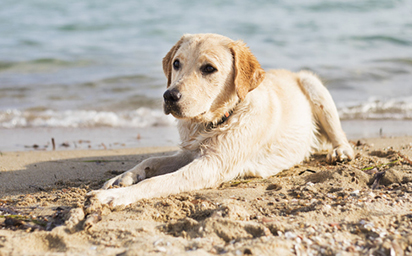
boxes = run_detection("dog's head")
[162,33,265,123]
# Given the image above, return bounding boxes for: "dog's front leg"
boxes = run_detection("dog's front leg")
[90,154,228,207]
[102,150,196,189]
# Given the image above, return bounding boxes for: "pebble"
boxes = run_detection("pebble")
[322,205,332,213]
[285,231,297,239]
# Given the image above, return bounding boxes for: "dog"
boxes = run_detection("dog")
[90,33,354,207]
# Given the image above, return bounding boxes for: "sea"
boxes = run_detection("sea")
[1,0,412,151]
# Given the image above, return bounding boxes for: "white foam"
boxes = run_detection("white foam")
[2,99,412,129]
[338,99,412,120]
[0,108,176,128]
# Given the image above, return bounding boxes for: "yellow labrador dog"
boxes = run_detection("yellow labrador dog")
[90,33,354,206]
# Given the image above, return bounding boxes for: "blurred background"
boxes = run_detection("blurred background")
[1,0,411,150]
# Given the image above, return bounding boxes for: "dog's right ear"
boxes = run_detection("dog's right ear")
[162,36,186,88]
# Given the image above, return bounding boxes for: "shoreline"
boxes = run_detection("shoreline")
[0,126,180,152]
[1,119,412,152]
[341,119,412,140]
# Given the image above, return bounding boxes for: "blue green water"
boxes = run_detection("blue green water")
[1,0,412,128]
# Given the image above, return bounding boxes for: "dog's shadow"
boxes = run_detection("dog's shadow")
[0,150,177,197]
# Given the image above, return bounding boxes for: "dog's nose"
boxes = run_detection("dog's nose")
[163,89,182,102]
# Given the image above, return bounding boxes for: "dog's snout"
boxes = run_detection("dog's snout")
[163,89,182,102]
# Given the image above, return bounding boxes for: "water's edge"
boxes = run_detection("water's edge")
[1,120,411,152]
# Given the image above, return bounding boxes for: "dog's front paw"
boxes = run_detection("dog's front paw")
[103,168,146,189]
[326,144,354,164]
[87,188,133,208]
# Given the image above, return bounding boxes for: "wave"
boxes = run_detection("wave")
[1,99,412,129]
[0,108,175,128]
[0,58,91,72]
[349,35,412,46]
[339,99,412,120]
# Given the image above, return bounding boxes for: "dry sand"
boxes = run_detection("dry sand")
[1,136,412,255]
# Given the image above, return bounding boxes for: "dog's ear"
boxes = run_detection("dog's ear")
[229,40,265,100]
[162,36,186,88]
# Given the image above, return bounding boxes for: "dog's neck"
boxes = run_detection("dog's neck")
[206,101,239,130]
[177,101,240,151]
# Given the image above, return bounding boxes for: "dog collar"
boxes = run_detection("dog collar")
[206,105,237,130]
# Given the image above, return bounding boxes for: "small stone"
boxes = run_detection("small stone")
[285,231,296,239]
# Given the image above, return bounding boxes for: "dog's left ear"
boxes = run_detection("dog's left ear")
[162,36,186,88]
[229,40,265,100]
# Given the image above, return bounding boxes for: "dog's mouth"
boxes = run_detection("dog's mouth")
[163,102,208,120]
[163,103,182,117]
[163,102,191,119]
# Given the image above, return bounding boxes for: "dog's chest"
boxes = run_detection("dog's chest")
[178,120,227,152]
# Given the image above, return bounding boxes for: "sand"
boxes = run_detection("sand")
[1,136,412,255]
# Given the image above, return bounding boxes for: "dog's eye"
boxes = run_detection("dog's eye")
[201,64,217,74]
[173,59,180,70]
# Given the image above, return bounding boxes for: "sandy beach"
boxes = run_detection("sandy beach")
[1,0,412,254]
[0,136,411,255]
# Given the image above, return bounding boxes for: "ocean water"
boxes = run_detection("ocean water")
[1,0,412,149]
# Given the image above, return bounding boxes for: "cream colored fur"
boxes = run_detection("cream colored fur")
[89,33,354,207]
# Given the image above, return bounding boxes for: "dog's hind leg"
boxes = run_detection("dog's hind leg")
[298,71,354,163]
